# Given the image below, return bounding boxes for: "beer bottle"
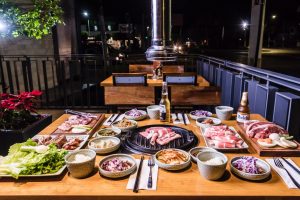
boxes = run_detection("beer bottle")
[237,92,250,123]
[159,82,171,122]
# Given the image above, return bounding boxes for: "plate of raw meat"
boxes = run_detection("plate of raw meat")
[203,125,249,152]
[124,125,198,154]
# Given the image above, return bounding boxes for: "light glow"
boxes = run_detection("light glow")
[83,11,89,17]
[0,20,7,32]
[242,21,248,30]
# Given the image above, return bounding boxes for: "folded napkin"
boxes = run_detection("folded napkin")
[266,158,300,189]
[102,114,125,126]
[171,113,190,125]
[126,159,159,190]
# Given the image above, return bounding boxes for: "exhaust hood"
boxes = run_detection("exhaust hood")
[145,0,177,62]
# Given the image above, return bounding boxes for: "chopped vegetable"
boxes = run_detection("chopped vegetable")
[232,156,264,174]
[126,109,144,117]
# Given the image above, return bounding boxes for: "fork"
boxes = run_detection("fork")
[147,156,155,188]
[274,158,300,188]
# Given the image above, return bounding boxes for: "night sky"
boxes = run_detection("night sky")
[78,0,300,44]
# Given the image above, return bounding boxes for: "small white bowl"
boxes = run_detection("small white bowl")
[215,106,234,120]
[196,117,221,129]
[96,127,121,138]
[88,136,120,154]
[99,154,137,178]
[197,151,228,180]
[189,110,213,120]
[111,119,138,132]
[189,147,217,162]
[154,149,191,171]
[124,110,147,121]
[65,149,96,179]
[230,156,271,181]
[147,105,160,119]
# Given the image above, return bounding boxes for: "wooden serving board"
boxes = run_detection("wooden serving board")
[50,114,105,137]
[237,123,300,157]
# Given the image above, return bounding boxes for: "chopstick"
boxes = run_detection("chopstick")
[181,113,187,125]
[110,113,121,125]
[133,155,144,193]
[106,114,115,123]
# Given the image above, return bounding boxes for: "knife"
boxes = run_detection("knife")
[281,157,300,175]
[110,113,121,125]
[133,155,144,193]
[181,113,187,125]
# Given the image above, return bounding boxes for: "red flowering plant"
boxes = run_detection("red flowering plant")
[0,90,42,130]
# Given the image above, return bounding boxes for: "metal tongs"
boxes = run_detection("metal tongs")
[65,109,98,119]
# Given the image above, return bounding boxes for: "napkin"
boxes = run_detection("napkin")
[126,159,159,190]
[102,114,125,126]
[266,158,300,189]
[171,113,190,125]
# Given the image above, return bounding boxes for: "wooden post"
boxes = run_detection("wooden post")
[248,0,266,67]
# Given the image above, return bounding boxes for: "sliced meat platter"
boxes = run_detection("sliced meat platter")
[203,125,248,152]
[53,114,102,135]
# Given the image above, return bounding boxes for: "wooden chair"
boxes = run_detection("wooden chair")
[163,72,197,86]
[112,73,147,86]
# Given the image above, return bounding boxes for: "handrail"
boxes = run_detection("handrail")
[198,55,300,92]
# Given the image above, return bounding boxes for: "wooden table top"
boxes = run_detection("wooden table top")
[100,75,210,87]
[1,114,300,200]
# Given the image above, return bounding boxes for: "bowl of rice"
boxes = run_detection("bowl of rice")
[197,151,228,180]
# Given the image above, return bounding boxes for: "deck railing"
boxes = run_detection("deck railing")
[197,55,300,140]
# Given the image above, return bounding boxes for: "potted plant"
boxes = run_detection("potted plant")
[0,90,52,155]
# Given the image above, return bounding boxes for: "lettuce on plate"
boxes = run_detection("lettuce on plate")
[0,139,67,179]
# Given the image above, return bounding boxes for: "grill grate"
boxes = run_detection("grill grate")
[123,125,198,154]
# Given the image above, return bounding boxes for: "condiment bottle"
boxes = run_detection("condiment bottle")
[236,92,250,123]
[159,82,171,122]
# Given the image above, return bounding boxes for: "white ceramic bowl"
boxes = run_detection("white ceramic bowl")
[147,105,160,119]
[189,147,217,162]
[99,154,137,178]
[196,117,222,129]
[215,106,234,121]
[124,110,147,121]
[189,110,213,120]
[154,149,191,171]
[111,119,138,132]
[197,151,228,180]
[65,149,96,178]
[230,156,271,181]
[88,136,120,154]
[96,127,121,138]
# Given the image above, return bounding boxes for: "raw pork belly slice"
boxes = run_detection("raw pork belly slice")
[58,115,93,131]
[205,125,244,149]
[139,127,181,145]
[245,121,288,139]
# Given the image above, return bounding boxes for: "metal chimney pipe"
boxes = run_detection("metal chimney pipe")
[146,0,177,62]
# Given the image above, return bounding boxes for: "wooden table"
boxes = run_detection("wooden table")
[1,114,300,200]
[100,75,220,106]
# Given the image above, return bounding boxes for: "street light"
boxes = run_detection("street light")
[241,21,248,48]
[82,11,90,36]
[242,21,248,31]
[271,15,277,20]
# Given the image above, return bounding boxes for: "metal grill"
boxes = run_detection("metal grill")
[122,125,198,154]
